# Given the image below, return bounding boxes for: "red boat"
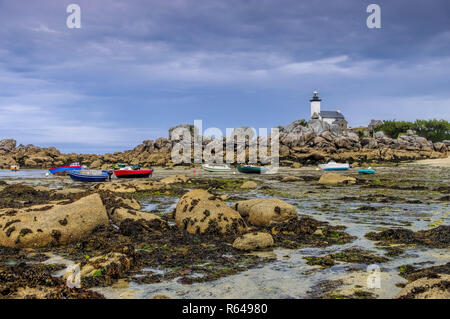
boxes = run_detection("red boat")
[113,169,153,179]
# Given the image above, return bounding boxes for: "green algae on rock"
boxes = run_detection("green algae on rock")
[365,226,450,248]
[396,262,450,299]
[304,248,390,268]
[268,216,356,249]
[175,189,246,235]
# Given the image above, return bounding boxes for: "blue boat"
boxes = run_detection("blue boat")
[68,170,111,182]
[358,168,376,175]
[49,162,83,175]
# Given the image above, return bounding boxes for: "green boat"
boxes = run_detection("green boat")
[114,163,141,170]
[237,165,268,174]
[358,168,376,175]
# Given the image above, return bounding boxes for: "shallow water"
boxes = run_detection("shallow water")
[3,166,449,299]
[0,169,49,179]
[91,165,450,299]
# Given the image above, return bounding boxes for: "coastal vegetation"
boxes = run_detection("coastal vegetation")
[375,119,450,142]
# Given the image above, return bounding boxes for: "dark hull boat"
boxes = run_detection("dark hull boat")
[68,170,110,182]
[237,165,268,174]
[113,169,153,179]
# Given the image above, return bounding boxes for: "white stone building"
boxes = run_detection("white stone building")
[309,90,347,127]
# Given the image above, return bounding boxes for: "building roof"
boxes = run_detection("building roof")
[320,111,345,119]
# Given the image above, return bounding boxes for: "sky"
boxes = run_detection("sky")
[0,0,449,154]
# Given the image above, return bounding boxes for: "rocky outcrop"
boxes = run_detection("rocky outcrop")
[0,139,16,152]
[175,189,246,235]
[0,117,447,169]
[94,182,138,193]
[0,194,108,247]
[318,173,356,186]
[92,181,169,193]
[232,198,297,226]
[397,274,450,299]
[160,175,189,184]
[232,232,274,251]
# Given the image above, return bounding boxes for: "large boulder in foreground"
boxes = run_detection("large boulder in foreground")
[318,173,356,186]
[175,189,246,235]
[232,232,274,251]
[232,198,297,226]
[0,194,108,247]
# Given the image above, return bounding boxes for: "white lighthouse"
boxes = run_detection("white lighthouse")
[308,90,348,128]
[310,90,321,118]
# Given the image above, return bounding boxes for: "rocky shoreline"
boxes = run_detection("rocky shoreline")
[0,165,448,299]
[1,120,449,169]
[0,175,355,298]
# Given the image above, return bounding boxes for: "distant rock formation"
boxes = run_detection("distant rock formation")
[0,119,448,169]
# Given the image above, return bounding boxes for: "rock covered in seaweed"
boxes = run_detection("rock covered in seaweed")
[0,194,108,247]
[365,226,450,248]
[318,173,356,186]
[175,189,246,235]
[232,198,297,226]
[232,232,274,251]
[397,274,450,299]
[109,208,163,225]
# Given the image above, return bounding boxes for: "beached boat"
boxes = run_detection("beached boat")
[202,164,232,172]
[237,165,268,174]
[49,162,84,175]
[318,161,350,171]
[113,168,153,179]
[68,169,111,182]
[10,165,19,172]
[358,168,376,175]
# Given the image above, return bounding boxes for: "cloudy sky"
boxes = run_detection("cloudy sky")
[0,0,449,153]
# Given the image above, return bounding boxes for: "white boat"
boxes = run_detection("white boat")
[10,165,20,172]
[318,161,350,171]
[202,164,232,172]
